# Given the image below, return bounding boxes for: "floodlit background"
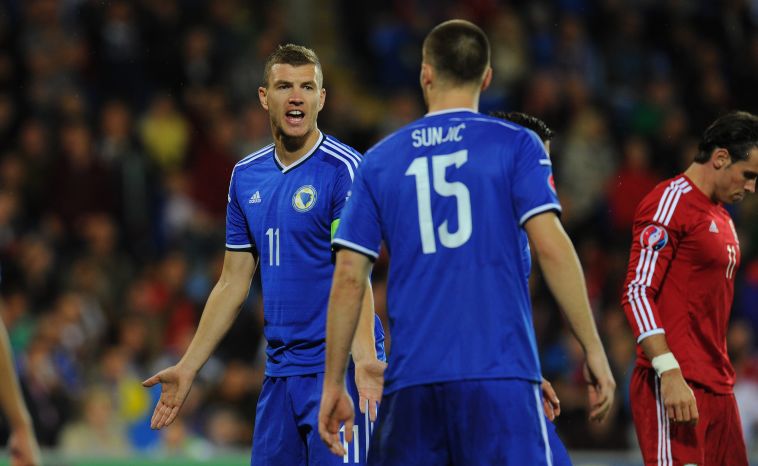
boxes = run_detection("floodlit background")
[0,0,757,464]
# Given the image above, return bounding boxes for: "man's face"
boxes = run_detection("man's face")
[259,63,325,140]
[715,148,758,204]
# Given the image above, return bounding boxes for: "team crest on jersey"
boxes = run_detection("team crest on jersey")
[292,185,317,212]
[640,224,668,251]
[548,174,556,194]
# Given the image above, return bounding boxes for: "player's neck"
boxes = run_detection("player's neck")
[684,163,717,202]
[275,128,322,167]
[425,88,480,114]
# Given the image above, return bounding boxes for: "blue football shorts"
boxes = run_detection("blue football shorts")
[251,364,374,466]
[546,416,572,465]
[368,378,554,465]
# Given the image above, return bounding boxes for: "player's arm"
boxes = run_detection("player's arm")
[331,164,387,423]
[620,216,698,424]
[319,249,373,456]
[331,217,379,366]
[524,211,616,422]
[143,250,257,429]
[639,334,698,424]
[0,311,41,466]
[350,278,377,363]
[350,277,386,421]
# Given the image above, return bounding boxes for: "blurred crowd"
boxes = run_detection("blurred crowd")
[0,0,758,458]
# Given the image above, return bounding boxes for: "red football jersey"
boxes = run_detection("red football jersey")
[621,175,740,394]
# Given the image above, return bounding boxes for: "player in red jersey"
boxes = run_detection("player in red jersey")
[621,111,758,465]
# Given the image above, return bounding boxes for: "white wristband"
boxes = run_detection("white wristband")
[651,352,680,377]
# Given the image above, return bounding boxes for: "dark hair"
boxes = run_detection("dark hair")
[695,111,758,163]
[490,111,555,143]
[423,20,490,86]
[262,44,322,87]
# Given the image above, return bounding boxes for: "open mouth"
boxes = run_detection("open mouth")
[285,110,305,125]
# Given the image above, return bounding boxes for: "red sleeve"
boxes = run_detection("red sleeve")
[621,179,689,343]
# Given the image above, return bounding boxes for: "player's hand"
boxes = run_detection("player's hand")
[9,423,41,466]
[319,380,355,457]
[541,377,561,421]
[660,368,698,425]
[583,350,616,422]
[142,364,196,429]
[354,358,386,422]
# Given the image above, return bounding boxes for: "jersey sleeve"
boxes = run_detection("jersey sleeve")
[332,154,381,261]
[225,168,256,254]
[621,187,685,343]
[511,130,562,226]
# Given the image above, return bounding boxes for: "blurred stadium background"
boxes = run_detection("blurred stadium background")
[0,0,758,464]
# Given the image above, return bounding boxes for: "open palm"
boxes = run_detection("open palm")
[354,358,386,422]
[142,365,195,429]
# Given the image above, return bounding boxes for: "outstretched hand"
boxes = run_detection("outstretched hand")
[142,364,196,429]
[319,381,355,457]
[354,358,386,422]
[583,351,616,422]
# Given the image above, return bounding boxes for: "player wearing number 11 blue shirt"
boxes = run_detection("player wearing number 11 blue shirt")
[144,44,385,466]
[319,20,616,465]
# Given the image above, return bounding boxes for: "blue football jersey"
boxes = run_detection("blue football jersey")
[226,132,385,376]
[334,109,560,393]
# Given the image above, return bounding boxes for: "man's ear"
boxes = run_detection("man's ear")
[480,66,493,92]
[318,88,326,111]
[258,87,268,111]
[712,148,730,169]
[420,63,433,88]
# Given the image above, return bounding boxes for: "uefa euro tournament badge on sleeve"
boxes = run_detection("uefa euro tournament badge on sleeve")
[640,225,668,251]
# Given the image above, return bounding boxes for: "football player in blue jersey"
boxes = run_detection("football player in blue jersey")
[319,20,615,465]
[143,44,386,466]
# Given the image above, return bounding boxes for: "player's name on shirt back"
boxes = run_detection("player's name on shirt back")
[411,123,466,147]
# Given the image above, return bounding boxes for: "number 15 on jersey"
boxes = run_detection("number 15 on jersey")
[405,150,473,254]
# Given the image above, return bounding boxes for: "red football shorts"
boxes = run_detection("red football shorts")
[630,366,748,465]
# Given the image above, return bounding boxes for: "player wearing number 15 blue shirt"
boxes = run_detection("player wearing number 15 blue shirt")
[144,44,385,466]
[319,20,616,466]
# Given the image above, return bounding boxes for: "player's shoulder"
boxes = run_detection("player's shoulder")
[457,112,525,132]
[641,175,694,204]
[321,134,363,159]
[637,175,696,225]
[232,143,275,175]
[316,133,362,179]
[455,113,547,164]
[442,111,533,142]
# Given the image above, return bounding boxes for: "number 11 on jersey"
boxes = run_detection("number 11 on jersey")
[266,227,280,266]
[405,150,473,254]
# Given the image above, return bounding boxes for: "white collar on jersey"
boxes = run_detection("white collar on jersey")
[274,131,324,173]
[424,107,478,117]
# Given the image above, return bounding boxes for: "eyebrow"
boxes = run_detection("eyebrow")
[271,79,317,87]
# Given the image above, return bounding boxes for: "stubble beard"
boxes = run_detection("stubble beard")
[272,119,312,153]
